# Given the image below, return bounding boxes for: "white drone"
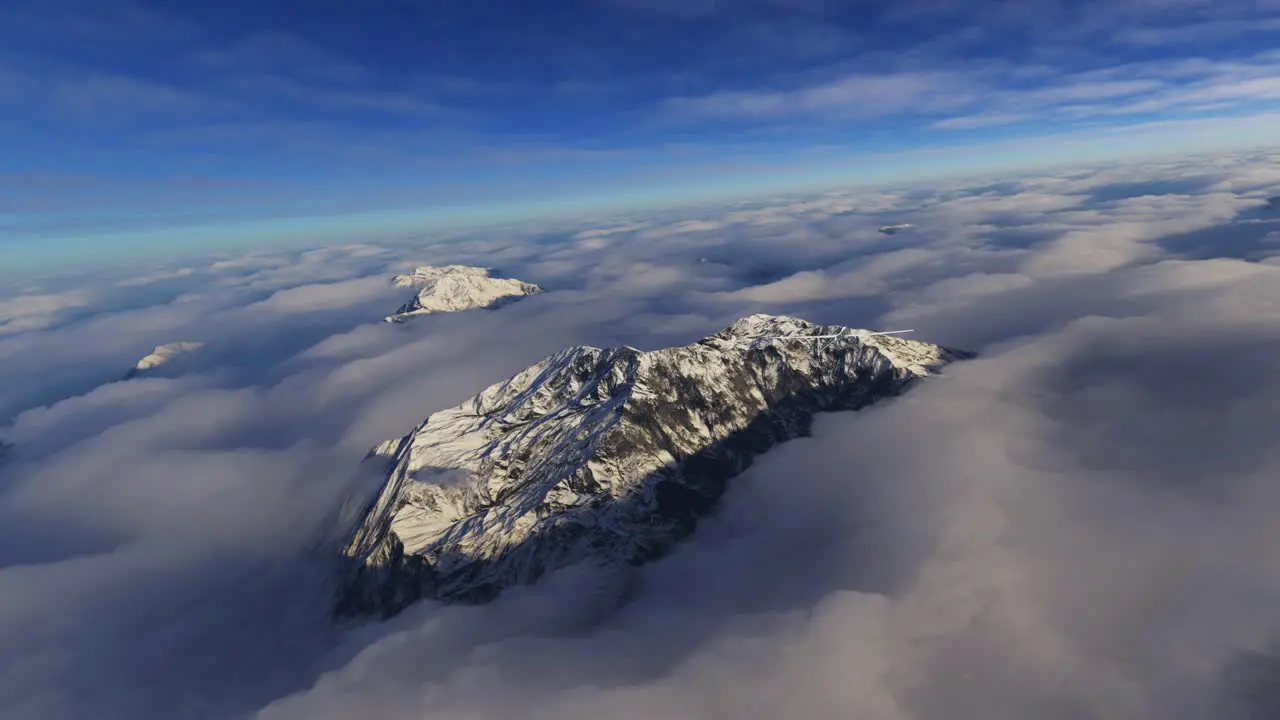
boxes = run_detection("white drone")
[746,327,915,352]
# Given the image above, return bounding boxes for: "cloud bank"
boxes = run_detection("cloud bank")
[2,147,1280,719]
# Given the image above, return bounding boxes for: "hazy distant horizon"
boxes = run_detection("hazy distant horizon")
[8,117,1279,277]
[6,0,1280,275]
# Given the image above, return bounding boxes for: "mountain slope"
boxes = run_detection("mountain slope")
[336,314,973,618]
[125,341,205,379]
[384,265,542,323]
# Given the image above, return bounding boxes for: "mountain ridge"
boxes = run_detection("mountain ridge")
[335,313,973,618]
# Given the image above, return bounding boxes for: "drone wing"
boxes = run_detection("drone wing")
[743,329,915,356]
[756,329,915,341]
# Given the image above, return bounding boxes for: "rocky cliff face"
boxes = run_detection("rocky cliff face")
[335,314,973,618]
[384,265,542,323]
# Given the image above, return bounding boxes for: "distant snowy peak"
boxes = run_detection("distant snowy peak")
[384,265,542,322]
[335,313,973,619]
[390,264,487,288]
[125,341,205,379]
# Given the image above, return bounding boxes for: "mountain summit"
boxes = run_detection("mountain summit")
[335,314,973,618]
[384,265,542,322]
[124,341,205,379]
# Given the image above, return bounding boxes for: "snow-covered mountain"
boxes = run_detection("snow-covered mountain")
[384,265,542,323]
[335,314,973,618]
[125,341,205,379]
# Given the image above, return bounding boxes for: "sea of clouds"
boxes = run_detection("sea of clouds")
[2,147,1280,719]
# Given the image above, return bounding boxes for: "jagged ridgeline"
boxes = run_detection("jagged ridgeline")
[335,314,974,619]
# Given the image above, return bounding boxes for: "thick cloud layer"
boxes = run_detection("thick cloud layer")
[2,147,1279,719]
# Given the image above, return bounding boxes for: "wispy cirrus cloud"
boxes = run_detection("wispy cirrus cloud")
[0,2,200,48]
[217,73,451,119]
[3,0,1279,261]
[661,48,1280,133]
[0,57,229,124]
[662,71,975,122]
[930,113,1033,131]
[189,31,369,85]
[0,21,455,130]
[52,72,225,120]
[1115,17,1280,45]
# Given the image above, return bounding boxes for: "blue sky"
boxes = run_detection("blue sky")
[3,0,1280,268]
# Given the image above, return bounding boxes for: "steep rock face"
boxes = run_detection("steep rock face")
[384,265,542,323]
[125,341,205,379]
[336,314,973,618]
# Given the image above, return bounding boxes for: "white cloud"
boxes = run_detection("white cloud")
[664,71,974,122]
[661,50,1280,133]
[1021,192,1245,277]
[3,149,1280,719]
[930,112,1031,130]
[0,289,95,337]
[717,248,939,303]
[637,219,727,237]
[115,268,196,287]
[573,222,652,240]
[257,254,1280,720]
[1114,17,1280,45]
[243,276,395,314]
